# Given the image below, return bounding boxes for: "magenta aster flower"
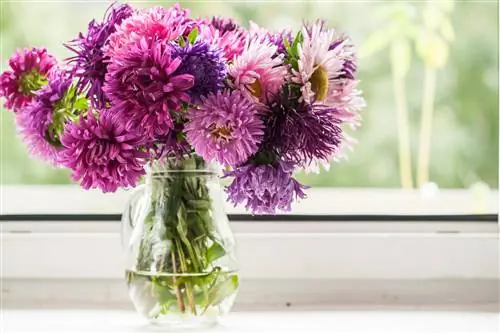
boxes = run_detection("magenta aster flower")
[170,41,226,103]
[228,40,288,103]
[185,90,264,166]
[15,69,73,165]
[66,3,133,107]
[104,39,194,139]
[59,109,149,192]
[225,162,307,214]
[0,47,56,111]
[105,5,190,59]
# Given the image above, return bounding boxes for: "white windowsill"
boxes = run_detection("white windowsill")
[3,310,500,333]
[1,186,498,310]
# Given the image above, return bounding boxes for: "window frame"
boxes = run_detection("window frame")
[2,185,498,216]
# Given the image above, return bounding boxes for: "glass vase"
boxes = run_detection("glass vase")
[121,155,239,328]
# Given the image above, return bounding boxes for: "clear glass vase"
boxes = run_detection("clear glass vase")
[121,155,239,328]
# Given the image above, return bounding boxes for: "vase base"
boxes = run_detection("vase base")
[148,315,218,330]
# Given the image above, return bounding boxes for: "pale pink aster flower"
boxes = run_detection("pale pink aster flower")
[292,21,345,104]
[228,40,288,103]
[326,79,366,129]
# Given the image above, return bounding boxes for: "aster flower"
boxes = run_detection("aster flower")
[105,5,190,59]
[148,121,191,159]
[225,162,307,214]
[0,47,56,111]
[15,69,74,165]
[66,3,133,107]
[170,41,226,103]
[292,21,345,104]
[210,16,239,34]
[205,27,247,61]
[228,40,288,103]
[185,90,264,166]
[262,86,344,166]
[326,79,365,128]
[248,21,291,56]
[329,35,357,80]
[59,108,149,192]
[104,39,194,139]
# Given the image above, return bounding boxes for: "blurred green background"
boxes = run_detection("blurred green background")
[0,0,498,189]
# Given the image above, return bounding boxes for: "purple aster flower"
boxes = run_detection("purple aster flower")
[15,69,73,165]
[225,162,307,214]
[184,90,264,166]
[262,86,344,166]
[269,30,292,56]
[170,41,226,103]
[0,47,56,111]
[59,108,149,192]
[66,3,133,107]
[104,39,194,139]
[210,16,239,34]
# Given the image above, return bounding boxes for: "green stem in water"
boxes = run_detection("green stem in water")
[391,64,414,189]
[417,66,437,187]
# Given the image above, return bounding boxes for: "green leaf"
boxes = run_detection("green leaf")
[390,38,412,78]
[358,29,392,59]
[206,241,226,263]
[151,279,177,313]
[283,36,290,50]
[290,31,303,59]
[205,273,239,309]
[187,199,211,210]
[187,28,198,44]
[178,36,186,47]
[73,96,88,112]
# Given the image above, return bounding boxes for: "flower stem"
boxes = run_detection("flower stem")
[417,66,437,187]
[171,250,186,313]
[392,68,414,189]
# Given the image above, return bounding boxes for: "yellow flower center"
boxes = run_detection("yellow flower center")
[248,79,262,99]
[309,66,329,101]
[210,124,233,142]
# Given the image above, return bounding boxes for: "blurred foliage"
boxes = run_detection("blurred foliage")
[0,1,497,188]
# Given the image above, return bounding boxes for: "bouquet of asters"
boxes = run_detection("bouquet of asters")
[0,2,365,320]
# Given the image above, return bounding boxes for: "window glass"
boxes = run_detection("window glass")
[1,1,498,191]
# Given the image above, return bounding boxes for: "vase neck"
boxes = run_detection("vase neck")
[147,155,219,177]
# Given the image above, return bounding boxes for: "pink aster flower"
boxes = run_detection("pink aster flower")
[228,40,288,103]
[198,21,248,62]
[104,39,194,139]
[185,90,264,166]
[292,21,345,104]
[59,109,149,193]
[105,5,190,59]
[0,47,56,111]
